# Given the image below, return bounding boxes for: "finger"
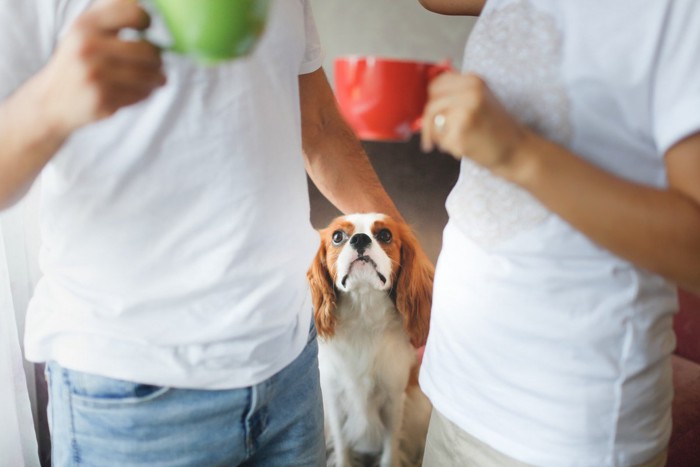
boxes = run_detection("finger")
[427,72,462,96]
[421,98,452,153]
[422,92,480,155]
[96,82,160,119]
[110,84,157,109]
[421,105,436,153]
[77,0,151,34]
[424,92,481,131]
[103,39,163,67]
[91,59,166,91]
[428,72,485,100]
[440,113,468,158]
[81,36,163,68]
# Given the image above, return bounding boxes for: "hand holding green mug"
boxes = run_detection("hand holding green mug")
[144,0,272,64]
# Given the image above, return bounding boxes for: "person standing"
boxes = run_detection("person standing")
[0,0,404,464]
[417,0,700,466]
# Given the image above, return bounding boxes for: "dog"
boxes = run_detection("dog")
[307,213,434,467]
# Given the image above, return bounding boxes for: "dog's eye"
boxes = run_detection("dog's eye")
[331,230,347,245]
[376,229,392,244]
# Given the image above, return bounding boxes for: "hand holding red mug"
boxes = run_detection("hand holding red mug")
[421,72,530,178]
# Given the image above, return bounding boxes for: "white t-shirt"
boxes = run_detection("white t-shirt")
[420,0,700,465]
[0,0,324,389]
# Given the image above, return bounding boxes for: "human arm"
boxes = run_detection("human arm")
[418,0,486,16]
[299,67,403,222]
[421,73,700,293]
[0,0,164,210]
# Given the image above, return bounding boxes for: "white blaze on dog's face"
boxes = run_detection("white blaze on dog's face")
[329,213,400,293]
[308,212,434,346]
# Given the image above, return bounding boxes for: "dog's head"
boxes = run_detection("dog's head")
[307,213,434,347]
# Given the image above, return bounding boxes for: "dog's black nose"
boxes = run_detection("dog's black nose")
[350,233,372,253]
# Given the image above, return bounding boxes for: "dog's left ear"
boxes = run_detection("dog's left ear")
[395,225,434,347]
[307,230,338,339]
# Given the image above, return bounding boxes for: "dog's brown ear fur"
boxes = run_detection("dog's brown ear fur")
[394,225,434,347]
[307,231,337,339]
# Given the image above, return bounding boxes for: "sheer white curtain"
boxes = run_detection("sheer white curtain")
[0,184,41,467]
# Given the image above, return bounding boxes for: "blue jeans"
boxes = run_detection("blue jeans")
[46,324,325,466]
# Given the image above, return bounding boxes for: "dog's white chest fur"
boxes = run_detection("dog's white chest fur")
[318,290,416,465]
[308,213,434,467]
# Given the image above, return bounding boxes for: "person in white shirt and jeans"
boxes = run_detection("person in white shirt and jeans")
[0,0,408,464]
[417,0,700,466]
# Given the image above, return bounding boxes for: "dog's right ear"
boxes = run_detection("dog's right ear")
[307,231,337,339]
[394,224,434,348]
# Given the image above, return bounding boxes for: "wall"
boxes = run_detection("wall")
[307,0,476,262]
[310,0,476,84]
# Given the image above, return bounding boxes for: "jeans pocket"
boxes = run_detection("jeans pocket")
[64,366,171,408]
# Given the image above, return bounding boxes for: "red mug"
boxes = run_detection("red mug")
[334,56,452,142]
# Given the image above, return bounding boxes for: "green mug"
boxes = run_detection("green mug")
[145,0,272,64]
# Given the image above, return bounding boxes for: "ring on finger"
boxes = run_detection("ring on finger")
[434,113,447,133]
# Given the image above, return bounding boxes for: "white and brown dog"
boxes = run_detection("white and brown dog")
[308,213,434,467]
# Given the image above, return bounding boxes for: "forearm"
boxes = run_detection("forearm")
[507,133,700,292]
[300,68,402,222]
[303,118,402,222]
[418,0,485,16]
[0,75,69,210]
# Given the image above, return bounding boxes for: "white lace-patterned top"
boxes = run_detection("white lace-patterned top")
[420,0,700,465]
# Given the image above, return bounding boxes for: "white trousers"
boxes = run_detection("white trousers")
[422,409,668,467]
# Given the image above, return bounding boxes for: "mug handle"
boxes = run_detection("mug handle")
[136,0,177,53]
[427,59,454,81]
[138,24,176,53]
[411,59,454,134]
